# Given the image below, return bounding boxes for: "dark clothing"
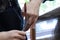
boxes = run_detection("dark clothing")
[0,0,23,31]
[0,7,23,31]
[0,0,27,40]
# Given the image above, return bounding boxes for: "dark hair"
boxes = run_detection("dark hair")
[0,0,9,12]
[0,0,21,12]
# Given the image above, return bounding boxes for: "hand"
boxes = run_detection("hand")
[22,0,42,31]
[22,0,42,16]
[26,0,42,16]
[0,30,26,40]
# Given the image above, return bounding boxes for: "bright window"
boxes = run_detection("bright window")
[39,0,60,16]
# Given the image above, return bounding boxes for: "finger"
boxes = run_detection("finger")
[10,30,26,36]
[14,34,26,40]
[16,31,26,36]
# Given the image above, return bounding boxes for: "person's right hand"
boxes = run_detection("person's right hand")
[0,30,26,40]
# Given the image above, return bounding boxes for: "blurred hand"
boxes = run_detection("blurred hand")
[22,0,42,16]
[22,0,43,31]
[26,0,42,16]
[0,30,26,40]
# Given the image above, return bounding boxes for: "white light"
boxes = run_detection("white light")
[39,0,60,16]
[18,0,25,3]
[28,34,53,40]
[36,18,58,30]
[36,34,53,39]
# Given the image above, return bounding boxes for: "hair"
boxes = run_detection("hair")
[0,0,9,12]
[0,0,21,12]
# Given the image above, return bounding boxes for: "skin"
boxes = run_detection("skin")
[22,0,42,31]
[0,30,26,40]
[0,0,42,40]
[0,0,26,40]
